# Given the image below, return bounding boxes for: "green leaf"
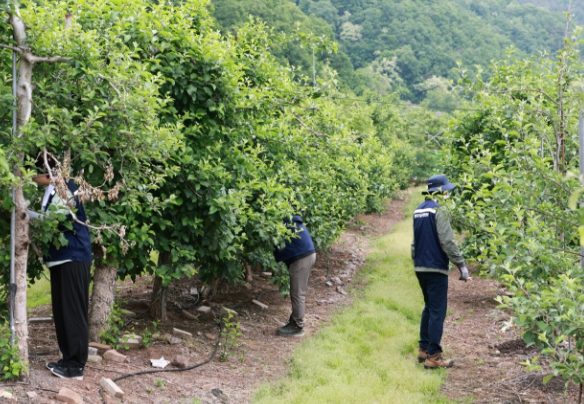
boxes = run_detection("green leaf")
[543,374,554,385]
[569,188,582,210]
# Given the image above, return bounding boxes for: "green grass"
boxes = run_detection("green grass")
[253,190,453,404]
[27,265,99,309]
[27,272,52,308]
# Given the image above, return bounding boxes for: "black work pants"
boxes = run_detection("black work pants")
[50,261,91,368]
[416,271,448,355]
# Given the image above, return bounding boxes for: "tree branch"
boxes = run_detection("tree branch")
[293,114,325,138]
[42,149,130,252]
[98,74,121,97]
[0,43,22,53]
[488,89,559,105]
[523,207,579,227]
[548,245,584,258]
[27,55,68,64]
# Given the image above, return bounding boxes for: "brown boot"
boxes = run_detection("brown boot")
[417,347,427,363]
[424,352,454,369]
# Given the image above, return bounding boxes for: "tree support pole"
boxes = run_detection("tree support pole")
[579,104,584,269]
[9,46,17,349]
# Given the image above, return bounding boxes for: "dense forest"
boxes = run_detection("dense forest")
[518,0,584,23]
[208,0,361,93]
[211,0,571,103]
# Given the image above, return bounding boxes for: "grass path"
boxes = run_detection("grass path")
[253,192,452,404]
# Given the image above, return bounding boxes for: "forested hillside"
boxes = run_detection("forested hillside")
[518,0,584,23]
[211,0,570,103]
[209,0,360,92]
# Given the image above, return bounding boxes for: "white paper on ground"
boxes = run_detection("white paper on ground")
[150,357,171,369]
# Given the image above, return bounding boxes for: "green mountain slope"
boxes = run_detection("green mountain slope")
[517,0,584,23]
[324,0,566,98]
[211,0,569,101]
[210,0,359,91]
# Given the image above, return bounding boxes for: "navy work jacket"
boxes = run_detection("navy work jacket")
[274,215,315,266]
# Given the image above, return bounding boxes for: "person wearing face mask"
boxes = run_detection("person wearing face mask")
[411,174,468,369]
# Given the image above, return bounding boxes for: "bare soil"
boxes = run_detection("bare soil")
[2,193,408,404]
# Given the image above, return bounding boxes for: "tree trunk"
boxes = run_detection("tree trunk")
[10,11,36,380]
[200,277,220,301]
[88,261,118,342]
[245,263,254,283]
[13,187,29,381]
[150,252,170,321]
[7,6,69,380]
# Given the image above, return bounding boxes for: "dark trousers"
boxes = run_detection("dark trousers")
[416,271,448,355]
[50,261,91,368]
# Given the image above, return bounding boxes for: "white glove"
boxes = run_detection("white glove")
[458,266,469,282]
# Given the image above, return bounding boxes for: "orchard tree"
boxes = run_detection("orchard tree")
[0,0,178,374]
[89,0,424,322]
[443,17,584,394]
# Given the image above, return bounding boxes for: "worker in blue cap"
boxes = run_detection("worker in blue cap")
[412,174,468,369]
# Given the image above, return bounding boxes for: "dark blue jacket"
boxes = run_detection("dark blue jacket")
[413,199,449,270]
[45,181,93,263]
[274,215,315,265]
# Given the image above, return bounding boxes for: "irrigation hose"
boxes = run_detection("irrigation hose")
[98,321,223,401]
[32,349,59,356]
[256,289,280,302]
[115,321,222,382]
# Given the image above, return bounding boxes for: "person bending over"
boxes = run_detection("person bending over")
[273,213,316,337]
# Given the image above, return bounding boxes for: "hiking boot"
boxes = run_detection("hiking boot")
[277,319,305,337]
[424,352,454,369]
[417,347,427,363]
[50,364,84,380]
[46,359,63,371]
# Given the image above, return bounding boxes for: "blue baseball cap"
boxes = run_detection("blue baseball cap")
[423,174,456,195]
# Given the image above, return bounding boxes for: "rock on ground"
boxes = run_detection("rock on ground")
[56,387,82,404]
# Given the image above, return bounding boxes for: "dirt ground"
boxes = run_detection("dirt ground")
[1,189,578,403]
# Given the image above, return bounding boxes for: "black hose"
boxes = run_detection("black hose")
[308,278,329,288]
[174,293,200,311]
[114,321,222,383]
[98,321,223,401]
[120,308,151,330]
